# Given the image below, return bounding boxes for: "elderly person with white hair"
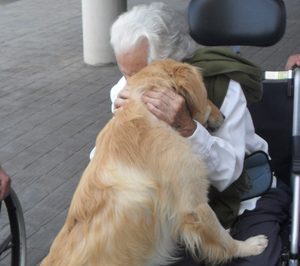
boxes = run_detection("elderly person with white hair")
[92,2,291,265]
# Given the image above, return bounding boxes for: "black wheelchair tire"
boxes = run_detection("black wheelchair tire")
[2,188,27,266]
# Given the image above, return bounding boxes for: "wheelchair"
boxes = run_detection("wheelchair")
[0,188,26,266]
[188,0,299,265]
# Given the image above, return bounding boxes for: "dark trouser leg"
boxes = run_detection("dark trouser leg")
[171,180,291,266]
[223,179,291,266]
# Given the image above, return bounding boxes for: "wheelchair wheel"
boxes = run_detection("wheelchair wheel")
[0,188,26,266]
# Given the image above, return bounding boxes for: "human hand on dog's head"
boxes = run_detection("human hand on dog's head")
[142,87,197,137]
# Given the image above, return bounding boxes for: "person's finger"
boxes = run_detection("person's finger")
[146,102,167,122]
[114,88,131,109]
[144,87,177,102]
[142,94,165,110]
[118,88,130,99]
[114,98,129,109]
[285,61,293,70]
[142,88,180,113]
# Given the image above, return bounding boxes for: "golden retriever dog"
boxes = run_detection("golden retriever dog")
[41,59,268,266]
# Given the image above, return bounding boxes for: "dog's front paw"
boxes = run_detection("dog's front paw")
[207,112,225,131]
[243,235,268,256]
[205,100,225,131]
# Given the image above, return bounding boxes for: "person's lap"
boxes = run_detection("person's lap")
[170,180,291,266]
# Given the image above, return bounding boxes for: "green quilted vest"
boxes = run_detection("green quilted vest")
[185,48,263,228]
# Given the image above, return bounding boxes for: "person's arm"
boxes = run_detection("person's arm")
[0,165,11,200]
[110,76,127,113]
[188,80,251,191]
[142,79,251,191]
[90,76,127,160]
[285,54,300,70]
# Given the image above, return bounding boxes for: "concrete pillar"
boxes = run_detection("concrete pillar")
[82,0,127,66]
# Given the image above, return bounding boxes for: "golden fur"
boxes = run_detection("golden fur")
[41,60,267,266]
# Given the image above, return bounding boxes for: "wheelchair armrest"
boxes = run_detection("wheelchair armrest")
[188,0,286,46]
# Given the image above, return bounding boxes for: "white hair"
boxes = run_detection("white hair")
[110,2,199,63]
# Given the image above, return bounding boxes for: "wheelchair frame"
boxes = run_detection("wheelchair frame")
[0,188,27,266]
[187,0,300,265]
[290,68,300,265]
[261,68,300,265]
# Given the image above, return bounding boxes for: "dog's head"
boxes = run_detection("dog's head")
[126,59,209,124]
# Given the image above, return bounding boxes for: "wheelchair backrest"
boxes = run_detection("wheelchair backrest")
[248,81,293,184]
[188,0,286,46]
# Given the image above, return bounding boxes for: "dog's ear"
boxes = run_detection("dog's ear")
[172,63,208,124]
